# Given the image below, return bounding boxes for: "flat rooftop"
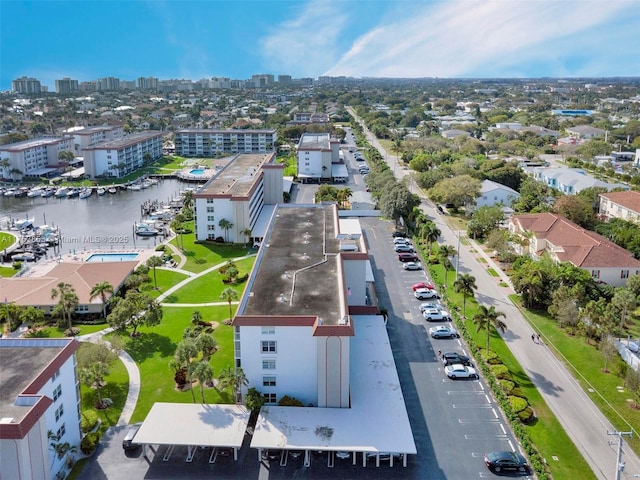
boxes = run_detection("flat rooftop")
[251,315,416,454]
[240,204,343,324]
[298,133,331,151]
[83,131,162,150]
[195,153,274,199]
[0,137,65,151]
[176,128,276,135]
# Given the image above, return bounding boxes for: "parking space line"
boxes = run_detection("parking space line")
[464,434,508,440]
[491,408,498,419]
[447,391,487,395]
[458,418,501,424]
[452,404,494,409]
[499,423,507,435]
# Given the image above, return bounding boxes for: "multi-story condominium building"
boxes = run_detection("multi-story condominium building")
[0,137,74,180]
[599,190,640,224]
[193,153,283,242]
[286,112,330,126]
[174,129,277,157]
[510,212,640,287]
[137,77,159,90]
[11,76,42,94]
[531,167,628,195]
[82,131,163,178]
[296,132,341,183]
[0,338,82,480]
[55,77,79,94]
[97,77,120,91]
[64,125,124,153]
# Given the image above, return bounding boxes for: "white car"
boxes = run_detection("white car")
[429,325,459,338]
[403,262,422,271]
[628,342,639,353]
[394,237,410,245]
[444,364,478,379]
[422,308,450,321]
[419,302,439,312]
[414,288,440,300]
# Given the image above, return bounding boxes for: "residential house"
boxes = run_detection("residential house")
[174,129,277,157]
[441,129,470,139]
[0,338,81,480]
[531,167,628,195]
[476,180,520,208]
[0,137,74,180]
[509,213,640,287]
[193,153,283,243]
[598,190,640,224]
[565,125,606,140]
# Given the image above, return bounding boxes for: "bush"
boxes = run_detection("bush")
[518,406,535,423]
[80,432,100,454]
[155,245,166,251]
[508,395,529,413]
[64,327,80,337]
[489,364,511,379]
[81,410,99,433]
[498,379,515,394]
[12,261,22,270]
[481,349,502,365]
[510,387,525,398]
[278,395,304,407]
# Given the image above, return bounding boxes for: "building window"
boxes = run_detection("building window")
[51,370,60,382]
[262,359,276,370]
[207,206,214,213]
[261,341,277,353]
[56,423,66,440]
[53,384,62,401]
[263,393,277,404]
[591,270,600,279]
[207,225,215,231]
[263,376,276,387]
[621,270,629,279]
[55,404,64,421]
[207,198,214,204]
[261,326,275,335]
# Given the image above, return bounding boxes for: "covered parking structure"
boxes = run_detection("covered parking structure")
[132,403,250,463]
[250,315,417,468]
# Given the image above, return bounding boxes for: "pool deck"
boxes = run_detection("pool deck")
[175,166,216,182]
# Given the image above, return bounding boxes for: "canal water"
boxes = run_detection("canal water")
[0,179,189,253]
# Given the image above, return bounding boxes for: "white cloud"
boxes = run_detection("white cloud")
[260,0,348,77]
[324,0,637,78]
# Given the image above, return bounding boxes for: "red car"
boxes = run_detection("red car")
[412,282,434,291]
[398,253,418,262]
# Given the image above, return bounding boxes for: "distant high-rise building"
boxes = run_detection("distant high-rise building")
[78,81,98,93]
[137,77,158,90]
[98,77,120,91]
[250,74,274,88]
[277,75,292,84]
[120,80,136,90]
[11,76,42,94]
[55,77,79,94]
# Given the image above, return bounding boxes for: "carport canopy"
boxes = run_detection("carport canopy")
[133,403,250,453]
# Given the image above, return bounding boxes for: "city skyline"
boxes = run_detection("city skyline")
[1,0,639,91]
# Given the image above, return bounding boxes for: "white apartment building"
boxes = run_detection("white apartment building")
[193,153,283,242]
[0,338,82,480]
[64,125,124,154]
[296,133,341,183]
[82,131,163,178]
[599,190,640,224]
[0,137,74,180]
[174,129,277,157]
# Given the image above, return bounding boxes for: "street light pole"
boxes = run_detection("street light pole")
[455,230,461,281]
[607,430,633,480]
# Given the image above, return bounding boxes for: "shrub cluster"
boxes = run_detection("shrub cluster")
[81,410,99,433]
[80,432,100,454]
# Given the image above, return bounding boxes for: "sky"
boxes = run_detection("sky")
[1,0,639,90]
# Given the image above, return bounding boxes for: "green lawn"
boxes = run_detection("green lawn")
[426,258,596,480]
[516,298,640,456]
[487,267,500,276]
[36,323,110,338]
[0,231,17,250]
[113,305,236,422]
[162,257,254,304]
[140,268,190,298]
[0,265,17,277]
[170,233,254,273]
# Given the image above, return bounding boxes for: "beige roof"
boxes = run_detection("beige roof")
[0,261,137,307]
[511,213,640,268]
[195,153,275,199]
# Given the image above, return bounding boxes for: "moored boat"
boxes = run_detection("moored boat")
[79,188,92,199]
[40,188,55,198]
[108,186,117,194]
[135,222,159,236]
[66,188,79,198]
[97,187,106,196]
[54,187,69,198]
[27,186,44,197]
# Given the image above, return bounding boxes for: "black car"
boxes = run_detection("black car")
[392,230,406,238]
[441,352,472,366]
[122,423,142,451]
[262,449,282,461]
[484,451,528,473]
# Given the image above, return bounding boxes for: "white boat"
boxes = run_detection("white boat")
[11,252,36,262]
[54,187,69,198]
[79,188,92,199]
[4,188,16,197]
[97,187,106,196]
[108,186,118,194]
[13,217,35,230]
[146,178,159,185]
[135,223,159,236]
[128,184,142,191]
[140,181,150,189]
[40,188,54,198]
[27,187,44,197]
[66,188,79,198]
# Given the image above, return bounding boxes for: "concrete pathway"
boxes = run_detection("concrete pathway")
[349,108,640,479]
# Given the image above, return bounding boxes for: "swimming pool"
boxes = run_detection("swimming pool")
[189,169,205,175]
[85,253,139,263]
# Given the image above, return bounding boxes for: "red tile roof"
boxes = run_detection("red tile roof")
[511,213,640,268]
[599,190,640,215]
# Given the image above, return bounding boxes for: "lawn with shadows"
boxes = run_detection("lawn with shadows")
[140,268,190,298]
[35,323,110,338]
[170,232,253,273]
[114,305,236,422]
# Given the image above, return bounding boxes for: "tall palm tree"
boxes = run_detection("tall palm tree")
[146,255,164,290]
[437,244,457,286]
[340,187,353,208]
[182,189,194,211]
[241,228,253,247]
[220,287,238,322]
[191,361,214,404]
[453,273,477,318]
[422,222,441,254]
[473,305,507,352]
[51,282,78,330]
[218,218,233,243]
[218,366,249,404]
[89,281,114,319]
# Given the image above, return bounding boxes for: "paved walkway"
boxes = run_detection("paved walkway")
[348,108,640,479]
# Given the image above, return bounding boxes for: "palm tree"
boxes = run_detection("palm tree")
[171,339,198,401]
[191,361,214,404]
[220,287,238,322]
[191,310,202,326]
[218,218,233,243]
[89,281,114,319]
[437,244,457,286]
[182,189,194,211]
[473,305,507,352]
[241,228,252,247]
[195,333,217,361]
[340,187,353,208]
[422,222,441,254]
[453,273,477,318]
[51,282,78,330]
[146,255,164,290]
[218,366,249,403]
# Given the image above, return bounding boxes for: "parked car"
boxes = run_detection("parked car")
[484,451,528,473]
[441,351,472,366]
[412,282,434,291]
[628,341,639,353]
[414,288,440,300]
[122,423,142,451]
[262,449,282,461]
[398,253,418,262]
[392,230,406,237]
[444,364,478,379]
[394,237,410,245]
[422,308,450,321]
[403,262,422,271]
[419,302,439,312]
[394,244,414,253]
[429,325,459,338]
